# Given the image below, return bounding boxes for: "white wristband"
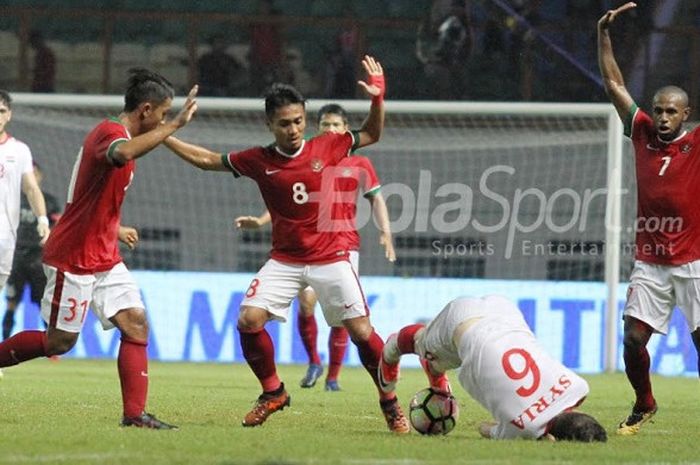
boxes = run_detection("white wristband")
[37,216,49,226]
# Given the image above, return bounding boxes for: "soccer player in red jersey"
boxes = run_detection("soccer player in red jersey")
[0,69,198,429]
[165,55,410,433]
[235,103,395,392]
[599,2,700,435]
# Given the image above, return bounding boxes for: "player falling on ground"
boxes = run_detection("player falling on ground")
[0,70,198,429]
[235,103,395,392]
[599,2,700,436]
[164,55,410,433]
[3,162,61,340]
[379,295,607,441]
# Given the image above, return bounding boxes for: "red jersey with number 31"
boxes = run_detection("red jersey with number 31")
[43,119,134,274]
[627,107,700,265]
[223,131,359,264]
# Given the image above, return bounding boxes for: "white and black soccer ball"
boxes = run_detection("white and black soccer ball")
[408,387,459,435]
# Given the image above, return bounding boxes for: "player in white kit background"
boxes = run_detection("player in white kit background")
[379,295,607,442]
[0,90,50,295]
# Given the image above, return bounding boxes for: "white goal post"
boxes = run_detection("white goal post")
[10,94,629,372]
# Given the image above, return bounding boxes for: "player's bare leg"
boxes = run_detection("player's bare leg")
[112,307,177,430]
[297,288,323,388]
[344,316,409,434]
[238,305,290,426]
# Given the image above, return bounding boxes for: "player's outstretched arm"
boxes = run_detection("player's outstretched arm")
[597,2,636,121]
[118,225,139,250]
[356,55,385,149]
[164,136,228,171]
[21,170,49,245]
[114,85,199,163]
[235,210,271,229]
[370,193,395,262]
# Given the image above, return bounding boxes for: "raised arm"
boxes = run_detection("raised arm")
[21,171,49,244]
[356,56,386,148]
[164,136,228,171]
[597,2,637,120]
[114,85,199,163]
[369,193,395,262]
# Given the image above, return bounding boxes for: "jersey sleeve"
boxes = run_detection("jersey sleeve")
[95,121,130,167]
[325,132,357,164]
[18,143,34,175]
[625,104,653,140]
[222,147,261,179]
[354,156,382,198]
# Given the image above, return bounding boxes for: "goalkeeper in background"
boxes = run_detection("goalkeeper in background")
[234,103,395,392]
[164,55,411,434]
[599,2,700,436]
[379,295,607,442]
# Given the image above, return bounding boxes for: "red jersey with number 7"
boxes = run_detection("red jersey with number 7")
[43,118,134,274]
[223,131,359,264]
[627,106,700,265]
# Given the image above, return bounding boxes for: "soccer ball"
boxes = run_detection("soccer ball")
[408,388,459,435]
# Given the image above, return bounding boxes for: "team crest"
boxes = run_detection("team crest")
[341,168,352,177]
[311,159,324,172]
[681,143,692,154]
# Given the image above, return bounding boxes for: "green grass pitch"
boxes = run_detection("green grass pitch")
[0,358,696,465]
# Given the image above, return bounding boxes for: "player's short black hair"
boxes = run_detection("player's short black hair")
[264,83,305,120]
[317,103,348,125]
[0,89,12,109]
[547,412,607,443]
[123,68,175,112]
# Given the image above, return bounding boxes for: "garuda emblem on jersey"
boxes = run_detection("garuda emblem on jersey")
[681,143,692,154]
[310,159,324,172]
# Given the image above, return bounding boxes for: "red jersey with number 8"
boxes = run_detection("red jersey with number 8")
[223,131,358,264]
[627,107,700,265]
[43,119,134,274]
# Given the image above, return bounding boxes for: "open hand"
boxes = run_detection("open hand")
[598,2,636,30]
[173,85,199,128]
[357,55,385,99]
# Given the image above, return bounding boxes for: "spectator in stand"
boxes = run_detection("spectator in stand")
[197,33,246,97]
[28,30,55,93]
[249,0,292,96]
[323,6,360,98]
[416,0,474,100]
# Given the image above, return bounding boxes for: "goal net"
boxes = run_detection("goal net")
[10,94,633,280]
[10,94,634,370]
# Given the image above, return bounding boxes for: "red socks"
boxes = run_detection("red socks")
[397,324,424,355]
[354,329,394,400]
[297,313,321,365]
[0,330,48,367]
[624,344,656,411]
[327,326,348,381]
[118,337,149,418]
[239,326,280,393]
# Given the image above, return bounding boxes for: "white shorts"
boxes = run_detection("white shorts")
[0,242,15,276]
[300,250,359,293]
[0,273,8,292]
[624,259,700,334]
[243,256,368,327]
[41,262,145,333]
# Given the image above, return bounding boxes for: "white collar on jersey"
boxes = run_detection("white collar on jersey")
[274,139,305,158]
[657,130,688,144]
